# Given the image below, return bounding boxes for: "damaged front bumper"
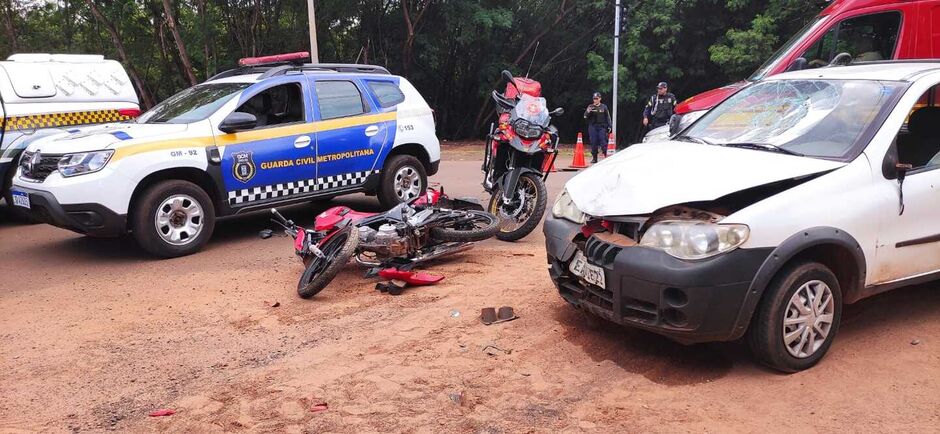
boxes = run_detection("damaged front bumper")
[543,215,771,344]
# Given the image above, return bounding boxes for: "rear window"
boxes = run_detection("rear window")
[367,81,405,108]
[315,81,368,120]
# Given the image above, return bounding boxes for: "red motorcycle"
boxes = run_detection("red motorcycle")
[484,70,563,241]
[270,187,500,298]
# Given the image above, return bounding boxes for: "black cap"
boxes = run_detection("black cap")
[592,92,602,98]
[657,82,668,89]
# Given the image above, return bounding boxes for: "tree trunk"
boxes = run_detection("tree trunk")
[84,0,155,108]
[161,0,198,86]
[1,0,17,52]
[401,0,431,77]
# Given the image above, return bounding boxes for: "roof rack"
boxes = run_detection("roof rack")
[209,63,390,81]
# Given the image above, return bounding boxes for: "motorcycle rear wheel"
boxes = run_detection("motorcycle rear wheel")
[429,210,500,243]
[297,228,359,299]
[488,172,547,242]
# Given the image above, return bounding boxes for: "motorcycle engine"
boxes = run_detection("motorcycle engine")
[359,224,411,259]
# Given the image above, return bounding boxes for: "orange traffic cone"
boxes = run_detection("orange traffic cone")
[567,132,588,170]
[605,133,616,157]
[542,152,557,173]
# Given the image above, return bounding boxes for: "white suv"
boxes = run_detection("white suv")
[546,61,940,372]
[11,59,439,258]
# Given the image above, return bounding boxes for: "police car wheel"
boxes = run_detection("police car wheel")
[378,155,427,209]
[132,180,216,258]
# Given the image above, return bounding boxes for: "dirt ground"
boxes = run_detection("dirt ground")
[1,154,938,433]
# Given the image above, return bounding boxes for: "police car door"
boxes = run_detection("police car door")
[220,79,316,207]
[310,79,388,192]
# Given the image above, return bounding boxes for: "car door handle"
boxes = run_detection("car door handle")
[294,135,312,148]
[364,125,380,137]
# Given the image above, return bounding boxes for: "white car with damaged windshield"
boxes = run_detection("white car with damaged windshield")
[545,61,940,372]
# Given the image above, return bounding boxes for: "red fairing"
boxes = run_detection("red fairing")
[413,187,442,206]
[378,268,445,285]
[505,77,542,99]
[239,51,309,66]
[294,231,306,252]
[314,206,376,231]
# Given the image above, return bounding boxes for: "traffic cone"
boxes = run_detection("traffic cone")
[567,133,588,170]
[605,133,616,157]
[541,152,557,173]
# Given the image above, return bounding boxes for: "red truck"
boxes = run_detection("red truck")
[647,0,940,141]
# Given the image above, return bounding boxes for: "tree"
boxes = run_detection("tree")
[161,0,198,86]
[83,0,155,108]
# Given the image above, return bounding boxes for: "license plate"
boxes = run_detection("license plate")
[569,251,606,288]
[10,190,30,209]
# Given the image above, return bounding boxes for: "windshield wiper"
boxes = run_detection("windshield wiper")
[722,142,804,157]
[675,135,714,146]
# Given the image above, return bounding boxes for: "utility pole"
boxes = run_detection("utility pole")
[307,0,319,63]
[612,0,621,145]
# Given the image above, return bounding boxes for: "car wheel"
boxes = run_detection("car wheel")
[747,261,843,373]
[132,180,215,258]
[378,154,427,209]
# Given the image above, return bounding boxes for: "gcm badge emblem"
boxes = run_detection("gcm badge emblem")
[232,151,256,183]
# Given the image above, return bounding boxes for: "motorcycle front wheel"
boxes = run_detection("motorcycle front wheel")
[487,172,548,242]
[429,210,500,243]
[297,227,359,299]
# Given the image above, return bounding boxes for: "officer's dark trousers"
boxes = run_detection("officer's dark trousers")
[588,124,607,161]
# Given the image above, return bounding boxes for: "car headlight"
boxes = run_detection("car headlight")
[639,221,749,260]
[57,150,114,177]
[551,189,587,224]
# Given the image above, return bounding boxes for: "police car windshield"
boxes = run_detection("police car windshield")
[138,83,250,124]
[681,79,904,161]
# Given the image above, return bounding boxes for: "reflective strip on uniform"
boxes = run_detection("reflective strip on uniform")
[2,110,131,131]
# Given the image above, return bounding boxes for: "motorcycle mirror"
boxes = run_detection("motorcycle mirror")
[501,70,519,91]
[550,107,565,116]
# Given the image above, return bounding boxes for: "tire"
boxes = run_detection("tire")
[131,180,216,258]
[378,154,427,209]
[429,210,500,242]
[487,172,547,242]
[297,227,359,299]
[747,261,843,373]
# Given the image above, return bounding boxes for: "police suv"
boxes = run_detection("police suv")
[11,54,440,257]
[1,54,140,215]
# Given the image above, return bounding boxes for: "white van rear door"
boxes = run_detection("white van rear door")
[2,63,56,98]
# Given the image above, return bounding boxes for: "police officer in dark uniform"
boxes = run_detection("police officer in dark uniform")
[643,82,677,130]
[584,92,612,163]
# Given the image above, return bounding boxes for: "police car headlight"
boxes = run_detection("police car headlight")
[551,189,587,224]
[640,221,749,260]
[58,150,114,177]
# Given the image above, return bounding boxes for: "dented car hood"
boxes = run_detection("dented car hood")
[566,140,845,217]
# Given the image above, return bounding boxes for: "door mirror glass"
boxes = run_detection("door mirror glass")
[550,107,564,116]
[219,112,257,133]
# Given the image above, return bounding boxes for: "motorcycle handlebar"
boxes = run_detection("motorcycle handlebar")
[270,208,292,227]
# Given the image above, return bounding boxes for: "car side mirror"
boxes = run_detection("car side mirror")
[550,107,564,116]
[895,163,913,215]
[668,114,681,136]
[219,112,257,134]
[786,57,808,72]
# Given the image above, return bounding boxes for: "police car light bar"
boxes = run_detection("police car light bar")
[238,52,309,67]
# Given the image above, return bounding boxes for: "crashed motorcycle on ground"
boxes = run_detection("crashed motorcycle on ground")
[270,188,500,298]
[483,70,563,241]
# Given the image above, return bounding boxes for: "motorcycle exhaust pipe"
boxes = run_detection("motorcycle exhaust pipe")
[413,243,475,264]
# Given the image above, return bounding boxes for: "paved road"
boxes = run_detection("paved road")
[1,159,938,432]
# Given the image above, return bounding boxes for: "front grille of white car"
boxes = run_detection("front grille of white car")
[19,151,63,182]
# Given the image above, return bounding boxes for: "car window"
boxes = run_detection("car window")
[895,85,940,170]
[234,83,304,128]
[315,81,367,120]
[798,12,901,69]
[367,81,405,108]
[750,16,827,81]
[138,83,249,124]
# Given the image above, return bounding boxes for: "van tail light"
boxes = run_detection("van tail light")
[118,108,141,118]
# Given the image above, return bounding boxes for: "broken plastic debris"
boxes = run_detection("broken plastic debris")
[310,403,328,413]
[148,409,176,417]
[450,309,460,318]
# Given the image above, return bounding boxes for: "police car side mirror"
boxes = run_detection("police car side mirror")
[219,112,257,134]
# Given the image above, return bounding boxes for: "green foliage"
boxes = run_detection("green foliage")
[709,14,779,76]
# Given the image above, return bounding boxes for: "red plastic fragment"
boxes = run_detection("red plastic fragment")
[310,403,328,413]
[378,268,445,286]
[148,409,176,417]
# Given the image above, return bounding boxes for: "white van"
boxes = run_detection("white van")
[1,54,140,213]
[547,61,940,372]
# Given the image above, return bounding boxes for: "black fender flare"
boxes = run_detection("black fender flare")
[728,226,866,340]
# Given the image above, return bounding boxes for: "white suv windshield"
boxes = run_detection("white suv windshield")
[681,79,904,160]
[138,83,250,124]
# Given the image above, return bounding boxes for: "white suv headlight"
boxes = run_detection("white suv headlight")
[551,189,587,224]
[58,150,114,177]
[640,221,749,260]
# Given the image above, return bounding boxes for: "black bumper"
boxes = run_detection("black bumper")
[544,215,771,344]
[11,186,127,237]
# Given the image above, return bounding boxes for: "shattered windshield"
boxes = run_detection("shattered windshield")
[511,94,550,127]
[681,79,904,160]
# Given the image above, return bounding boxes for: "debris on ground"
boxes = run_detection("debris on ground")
[148,409,176,417]
[480,306,518,325]
[450,309,461,318]
[911,339,921,346]
[310,402,329,413]
[482,344,511,356]
[266,300,280,308]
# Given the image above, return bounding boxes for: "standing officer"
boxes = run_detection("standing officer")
[643,82,677,130]
[584,92,612,163]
